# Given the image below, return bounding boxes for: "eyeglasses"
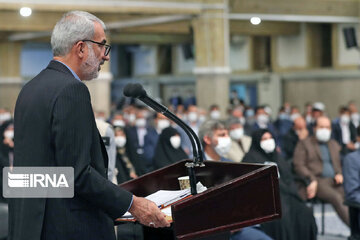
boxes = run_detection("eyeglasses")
[82,39,111,56]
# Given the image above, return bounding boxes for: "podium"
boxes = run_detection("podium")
[117,160,281,240]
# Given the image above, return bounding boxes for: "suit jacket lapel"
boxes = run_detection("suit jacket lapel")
[311,137,322,161]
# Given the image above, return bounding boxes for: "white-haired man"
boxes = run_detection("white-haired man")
[10,11,169,240]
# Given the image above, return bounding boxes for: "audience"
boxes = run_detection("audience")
[243,129,317,240]
[293,116,349,226]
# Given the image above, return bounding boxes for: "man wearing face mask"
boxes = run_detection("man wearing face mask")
[225,118,252,162]
[332,106,357,156]
[293,116,349,226]
[154,113,171,134]
[125,107,159,175]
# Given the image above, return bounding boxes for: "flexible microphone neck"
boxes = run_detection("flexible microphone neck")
[123,83,204,165]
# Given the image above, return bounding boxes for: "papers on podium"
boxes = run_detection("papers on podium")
[117,182,207,222]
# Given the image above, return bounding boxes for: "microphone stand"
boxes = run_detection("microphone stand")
[138,95,204,195]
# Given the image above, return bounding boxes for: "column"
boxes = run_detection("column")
[0,41,23,111]
[192,0,230,116]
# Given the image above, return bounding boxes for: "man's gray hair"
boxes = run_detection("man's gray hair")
[51,11,106,57]
[198,120,226,147]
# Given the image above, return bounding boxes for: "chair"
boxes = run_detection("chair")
[308,197,326,235]
[344,200,360,240]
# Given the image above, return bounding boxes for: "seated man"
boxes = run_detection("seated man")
[343,125,360,229]
[198,120,271,240]
[293,116,349,226]
[282,116,308,160]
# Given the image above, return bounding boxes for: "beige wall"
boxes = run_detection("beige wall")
[283,77,360,118]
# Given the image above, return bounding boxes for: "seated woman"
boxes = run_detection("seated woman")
[153,127,188,170]
[114,127,137,184]
[243,129,317,240]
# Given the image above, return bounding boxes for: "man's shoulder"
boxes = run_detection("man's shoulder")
[344,150,360,163]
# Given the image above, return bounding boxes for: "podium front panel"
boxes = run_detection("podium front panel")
[119,160,281,240]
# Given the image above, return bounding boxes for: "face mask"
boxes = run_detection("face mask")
[245,109,255,118]
[128,114,136,124]
[214,137,232,156]
[340,115,350,125]
[135,118,146,128]
[278,113,288,120]
[316,128,331,142]
[187,112,198,122]
[290,113,301,122]
[170,135,181,149]
[4,130,14,140]
[157,119,170,131]
[198,115,207,124]
[230,128,244,140]
[239,117,246,126]
[0,112,11,122]
[306,115,312,124]
[113,120,125,128]
[351,113,359,123]
[257,114,269,125]
[260,138,276,153]
[210,110,221,120]
[115,136,126,148]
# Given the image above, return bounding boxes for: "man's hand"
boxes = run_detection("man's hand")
[306,180,318,199]
[346,142,356,151]
[334,173,343,184]
[129,196,170,228]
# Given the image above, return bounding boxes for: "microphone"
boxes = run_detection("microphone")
[123,83,204,194]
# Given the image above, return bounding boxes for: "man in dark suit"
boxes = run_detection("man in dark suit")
[125,107,159,175]
[332,106,357,156]
[9,11,169,240]
[293,116,349,226]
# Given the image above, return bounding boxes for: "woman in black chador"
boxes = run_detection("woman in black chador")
[153,127,188,170]
[243,129,317,240]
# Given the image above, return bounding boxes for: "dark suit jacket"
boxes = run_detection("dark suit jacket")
[293,136,342,182]
[125,126,158,175]
[332,120,357,155]
[10,61,132,240]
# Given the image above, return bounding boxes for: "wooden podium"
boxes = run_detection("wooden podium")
[118,160,281,240]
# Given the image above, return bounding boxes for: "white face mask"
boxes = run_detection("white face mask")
[239,117,246,126]
[128,114,136,124]
[210,110,221,120]
[260,138,276,153]
[290,113,301,122]
[187,112,198,122]
[157,119,170,131]
[0,112,11,122]
[113,120,125,128]
[170,135,181,149]
[198,115,207,124]
[316,128,331,142]
[115,136,126,148]
[340,115,350,125]
[135,118,146,128]
[4,130,14,140]
[257,114,269,125]
[351,113,360,122]
[229,128,244,140]
[214,137,232,156]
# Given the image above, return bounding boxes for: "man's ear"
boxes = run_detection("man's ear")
[203,135,212,145]
[74,41,85,58]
